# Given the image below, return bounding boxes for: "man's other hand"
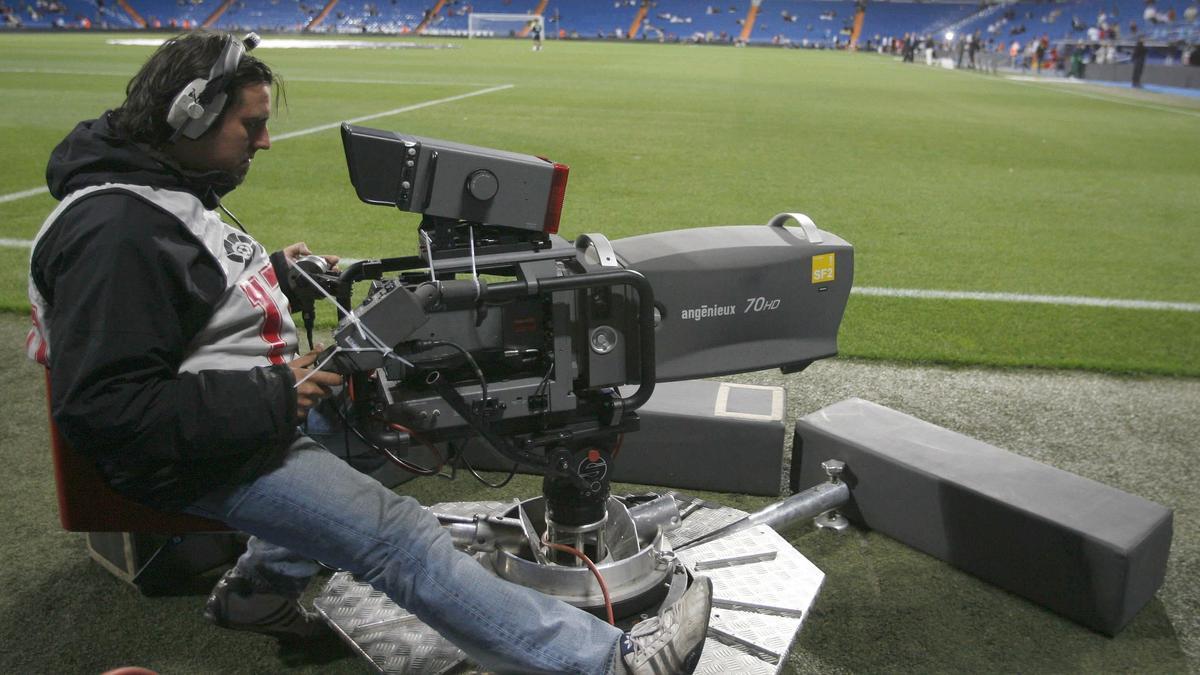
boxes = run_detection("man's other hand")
[282,242,340,272]
[288,345,341,419]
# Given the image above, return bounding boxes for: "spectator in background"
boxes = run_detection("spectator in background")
[1132,38,1148,87]
[1010,39,1021,67]
[1070,44,1086,77]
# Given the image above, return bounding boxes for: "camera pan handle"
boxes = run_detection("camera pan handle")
[767,212,823,244]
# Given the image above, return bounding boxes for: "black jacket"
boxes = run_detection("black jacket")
[31,113,300,510]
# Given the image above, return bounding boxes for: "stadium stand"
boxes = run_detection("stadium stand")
[551,0,638,39]
[3,0,1196,51]
[208,0,313,32]
[859,1,978,47]
[319,0,436,34]
[1,0,139,28]
[948,0,1199,46]
[637,0,744,43]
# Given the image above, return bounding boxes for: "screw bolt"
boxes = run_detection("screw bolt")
[821,459,845,483]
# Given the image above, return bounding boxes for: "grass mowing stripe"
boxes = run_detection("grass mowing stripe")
[3,219,1195,314]
[0,68,132,76]
[0,68,504,87]
[853,287,1200,313]
[0,84,515,203]
[271,84,514,141]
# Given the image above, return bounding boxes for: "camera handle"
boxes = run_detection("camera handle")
[767,211,824,243]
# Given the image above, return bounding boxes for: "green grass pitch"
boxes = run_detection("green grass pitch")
[1,33,1197,375]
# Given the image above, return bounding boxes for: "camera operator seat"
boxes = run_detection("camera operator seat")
[43,370,237,593]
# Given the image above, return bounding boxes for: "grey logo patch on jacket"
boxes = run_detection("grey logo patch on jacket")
[224,232,258,263]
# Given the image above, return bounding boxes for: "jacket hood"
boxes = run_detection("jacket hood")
[45,112,239,209]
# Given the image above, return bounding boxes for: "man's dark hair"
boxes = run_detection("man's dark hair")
[113,30,280,147]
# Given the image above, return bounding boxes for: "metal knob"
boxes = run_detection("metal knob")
[821,459,845,483]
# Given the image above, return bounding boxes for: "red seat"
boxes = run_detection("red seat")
[45,369,226,533]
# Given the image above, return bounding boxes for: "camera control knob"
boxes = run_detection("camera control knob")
[590,326,618,354]
[466,169,499,201]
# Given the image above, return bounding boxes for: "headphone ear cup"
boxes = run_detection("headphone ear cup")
[165,34,256,142]
[167,77,208,135]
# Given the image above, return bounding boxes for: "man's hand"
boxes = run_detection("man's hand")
[282,241,340,272]
[288,345,342,420]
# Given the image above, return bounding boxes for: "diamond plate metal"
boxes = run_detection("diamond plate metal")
[666,503,748,548]
[314,497,825,675]
[680,525,823,674]
[709,607,802,659]
[678,525,824,622]
[430,501,508,519]
[313,571,466,674]
[694,637,779,675]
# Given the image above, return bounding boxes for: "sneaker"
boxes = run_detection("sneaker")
[203,569,330,642]
[619,573,713,674]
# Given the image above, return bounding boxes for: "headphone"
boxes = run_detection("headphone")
[166,32,261,142]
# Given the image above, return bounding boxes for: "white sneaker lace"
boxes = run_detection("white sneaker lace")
[628,616,663,647]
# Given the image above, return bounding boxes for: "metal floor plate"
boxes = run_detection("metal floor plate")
[312,496,823,674]
[315,571,467,674]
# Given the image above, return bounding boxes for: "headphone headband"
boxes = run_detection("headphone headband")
[166,32,261,142]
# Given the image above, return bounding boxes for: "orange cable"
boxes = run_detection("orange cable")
[542,536,615,625]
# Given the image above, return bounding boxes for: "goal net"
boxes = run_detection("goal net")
[467,13,544,39]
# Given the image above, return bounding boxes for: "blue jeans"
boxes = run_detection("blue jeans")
[185,433,623,674]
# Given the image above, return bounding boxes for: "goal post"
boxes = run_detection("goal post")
[467,12,544,39]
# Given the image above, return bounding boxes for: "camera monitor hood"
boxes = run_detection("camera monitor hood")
[341,123,569,234]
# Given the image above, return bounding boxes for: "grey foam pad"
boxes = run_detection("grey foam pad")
[462,379,786,495]
[793,397,1172,635]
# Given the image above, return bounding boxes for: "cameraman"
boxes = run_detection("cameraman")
[27,31,710,674]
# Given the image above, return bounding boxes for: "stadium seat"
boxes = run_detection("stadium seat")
[44,370,237,593]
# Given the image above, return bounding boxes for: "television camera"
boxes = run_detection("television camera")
[304,123,853,618]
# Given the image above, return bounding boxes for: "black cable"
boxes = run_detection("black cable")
[417,339,489,420]
[332,400,441,476]
[533,361,554,398]
[217,203,249,234]
[456,439,519,489]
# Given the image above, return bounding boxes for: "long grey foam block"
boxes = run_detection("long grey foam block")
[793,397,1172,635]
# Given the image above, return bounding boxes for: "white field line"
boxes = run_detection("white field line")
[0,84,514,204]
[853,286,1200,312]
[1001,76,1200,119]
[272,84,513,141]
[901,60,1200,119]
[0,232,1191,315]
[0,187,49,204]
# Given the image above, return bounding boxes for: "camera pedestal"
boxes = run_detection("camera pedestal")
[312,494,825,674]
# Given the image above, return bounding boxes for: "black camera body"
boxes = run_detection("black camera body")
[325,124,853,528]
